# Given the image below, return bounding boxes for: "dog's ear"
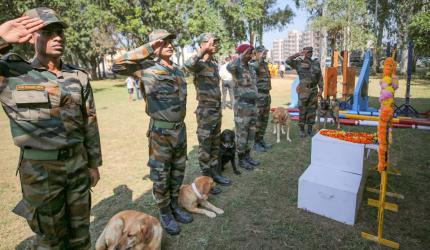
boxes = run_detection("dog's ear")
[202,180,211,195]
[140,220,153,244]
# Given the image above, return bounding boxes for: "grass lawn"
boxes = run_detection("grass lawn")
[0,73,429,250]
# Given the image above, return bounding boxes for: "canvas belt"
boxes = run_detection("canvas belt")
[239,97,256,105]
[22,145,77,161]
[198,100,221,108]
[151,118,184,130]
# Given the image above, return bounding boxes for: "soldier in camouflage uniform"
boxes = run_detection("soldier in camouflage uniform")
[0,8,102,249]
[227,44,260,170]
[286,47,323,137]
[112,29,192,235]
[251,46,273,152]
[184,33,231,195]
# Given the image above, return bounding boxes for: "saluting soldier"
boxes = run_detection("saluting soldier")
[112,29,192,235]
[251,45,273,152]
[184,33,231,195]
[0,8,102,249]
[286,47,323,137]
[227,44,260,170]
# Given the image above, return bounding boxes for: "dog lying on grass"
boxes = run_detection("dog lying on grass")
[95,210,162,250]
[271,107,292,143]
[179,176,224,218]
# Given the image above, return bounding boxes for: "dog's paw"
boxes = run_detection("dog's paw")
[207,212,217,218]
[215,209,224,215]
[287,138,292,142]
[234,170,241,175]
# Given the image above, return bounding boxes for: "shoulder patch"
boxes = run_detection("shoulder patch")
[153,69,169,75]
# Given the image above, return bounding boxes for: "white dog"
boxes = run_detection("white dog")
[271,107,292,143]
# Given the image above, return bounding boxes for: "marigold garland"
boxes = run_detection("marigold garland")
[320,129,376,144]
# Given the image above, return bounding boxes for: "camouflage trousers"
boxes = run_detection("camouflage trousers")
[147,124,187,209]
[195,106,221,172]
[221,80,234,108]
[15,143,91,250]
[234,101,257,154]
[255,93,271,143]
[298,88,318,126]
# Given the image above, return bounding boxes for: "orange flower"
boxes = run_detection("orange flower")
[320,129,375,144]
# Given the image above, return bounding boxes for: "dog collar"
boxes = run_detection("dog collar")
[191,182,204,200]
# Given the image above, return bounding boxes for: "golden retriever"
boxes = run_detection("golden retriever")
[95,210,162,250]
[179,176,224,218]
[271,107,292,143]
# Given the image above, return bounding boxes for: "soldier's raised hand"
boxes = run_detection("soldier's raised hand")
[0,16,44,44]
[200,38,214,54]
[150,39,164,51]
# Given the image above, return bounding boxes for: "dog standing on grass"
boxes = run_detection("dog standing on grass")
[271,107,292,143]
[95,210,162,250]
[316,98,340,130]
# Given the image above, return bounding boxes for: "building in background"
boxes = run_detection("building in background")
[271,29,322,63]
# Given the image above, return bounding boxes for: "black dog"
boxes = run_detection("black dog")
[219,129,241,175]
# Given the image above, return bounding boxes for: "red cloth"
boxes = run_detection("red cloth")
[236,44,254,54]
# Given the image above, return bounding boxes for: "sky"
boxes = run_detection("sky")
[262,1,309,50]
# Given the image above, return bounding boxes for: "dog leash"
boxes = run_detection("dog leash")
[191,182,204,200]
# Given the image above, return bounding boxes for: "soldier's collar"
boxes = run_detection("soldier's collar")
[31,57,69,71]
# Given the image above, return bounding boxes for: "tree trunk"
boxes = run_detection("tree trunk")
[90,56,98,80]
[181,46,185,66]
[320,28,327,74]
[101,55,107,79]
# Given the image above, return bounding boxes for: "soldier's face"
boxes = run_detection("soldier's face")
[305,51,313,59]
[156,39,174,58]
[31,24,65,58]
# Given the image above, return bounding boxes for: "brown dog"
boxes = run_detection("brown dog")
[95,210,162,250]
[271,106,292,143]
[317,98,340,130]
[179,176,224,218]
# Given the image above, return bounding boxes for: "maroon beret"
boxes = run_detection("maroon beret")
[236,44,254,54]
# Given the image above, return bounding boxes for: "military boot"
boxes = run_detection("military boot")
[210,164,232,186]
[299,125,306,138]
[307,125,314,137]
[159,205,180,235]
[170,197,193,224]
[202,168,222,195]
[253,142,266,152]
[239,153,254,170]
[261,140,273,150]
[245,150,260,166]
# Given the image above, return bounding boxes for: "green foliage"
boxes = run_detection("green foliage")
[408,11,430,56]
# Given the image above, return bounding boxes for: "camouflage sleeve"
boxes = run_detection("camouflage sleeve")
[112,43,154,76]
[227,57,241,74]
[285,58,298,70]
[0,37,11,55]
[81,77,102,168]
[184,50,204,73]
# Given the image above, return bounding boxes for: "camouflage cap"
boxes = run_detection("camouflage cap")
[255,45,268,52]
[303,46,313,52]
[149,29,176,43]
[23,7,68,28]
[197,33,219,44]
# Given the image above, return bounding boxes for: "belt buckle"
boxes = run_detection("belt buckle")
[58,148,70,160]
[174,122,182,129]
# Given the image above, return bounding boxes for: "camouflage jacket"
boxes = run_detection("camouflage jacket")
[286,57,323,90]
[0,53,102,168]
[184,51,221,107]
[227,57,258,103]
[250,58,271,92]
[112,44,187,122]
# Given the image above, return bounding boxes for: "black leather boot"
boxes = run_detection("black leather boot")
[170,197,193,224]
[261,140,273,149]
[202,169,222,194]
[253,143,266,152]
[245,150,260,166]
[159,205,180,235]
[307,125,314,136]
[238,153,254,170]
[210,165,232,186]
[299,125,306,138]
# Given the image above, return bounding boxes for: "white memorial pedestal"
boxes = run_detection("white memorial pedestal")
[298,131,368,225]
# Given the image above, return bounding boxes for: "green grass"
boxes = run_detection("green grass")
[1,74,429,249]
